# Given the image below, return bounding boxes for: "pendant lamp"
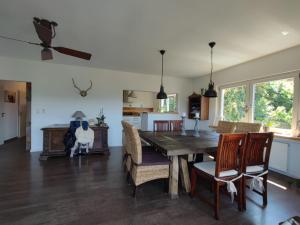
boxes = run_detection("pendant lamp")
[204,42,218,98]
[156,50,168,99]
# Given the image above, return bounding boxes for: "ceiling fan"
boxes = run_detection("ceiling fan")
[0,17,92,61]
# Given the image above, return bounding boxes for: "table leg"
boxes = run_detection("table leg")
[179,157,191,193]
[169,155,179,199]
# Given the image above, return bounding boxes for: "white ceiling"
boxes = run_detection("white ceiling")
[0,0,300,78]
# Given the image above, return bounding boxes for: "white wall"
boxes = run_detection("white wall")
[0,56,193,151]
[192,45,300,127]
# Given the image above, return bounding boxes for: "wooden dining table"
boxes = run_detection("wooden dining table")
[139,130,220,199]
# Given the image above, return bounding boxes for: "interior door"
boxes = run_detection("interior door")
[0,85,4,145]
[220,83,250,122]
[26,83,31,151]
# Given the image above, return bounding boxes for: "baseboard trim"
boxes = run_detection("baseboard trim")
[4,137,18,144]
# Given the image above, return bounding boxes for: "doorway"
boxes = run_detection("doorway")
[0,80,31,151]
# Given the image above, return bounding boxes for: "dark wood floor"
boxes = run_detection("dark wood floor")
[0,138,299,225]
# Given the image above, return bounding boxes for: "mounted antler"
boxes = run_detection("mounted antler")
[72,78,93,97]
[85,80,93,92]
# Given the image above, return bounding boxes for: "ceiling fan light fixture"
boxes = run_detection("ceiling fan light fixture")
[157,49,168,100]
[41,48,53,60]
[204,41,218,98]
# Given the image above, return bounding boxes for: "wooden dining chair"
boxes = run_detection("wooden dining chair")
[153,120,170,132]
[242,132,273,210]
[169,120,183,131]
[235,122,262,133]
[127,124,170,197]
[191,133,246,220]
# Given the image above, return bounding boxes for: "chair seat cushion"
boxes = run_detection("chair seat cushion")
[141,150,170,166]
[194,161,238,177]
[246,165,264,173]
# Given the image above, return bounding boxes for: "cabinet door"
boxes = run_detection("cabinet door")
[200,96,209,120]
[93,128,108,149]
[43,129,66,153]
[49,130,66,152]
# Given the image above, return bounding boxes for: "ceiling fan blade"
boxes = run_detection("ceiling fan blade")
[41,48,53,60]
[52,47,92,60]
[0,35,40,46]
[33,20,52,46]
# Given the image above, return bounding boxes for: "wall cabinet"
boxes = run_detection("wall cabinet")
[188,92,209,120]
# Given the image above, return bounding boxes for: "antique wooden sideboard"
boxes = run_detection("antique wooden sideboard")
[40,124,109,160]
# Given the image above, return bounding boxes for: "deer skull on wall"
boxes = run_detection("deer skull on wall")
[72,78,93,97]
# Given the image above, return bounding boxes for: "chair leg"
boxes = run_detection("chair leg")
[263,175,268,206]
[211,180,215,193]
[190,168,197,197]
[123,154,128,172]
[237,179,243,211]
[242,177,246,211]
[214,181,220,220]
[164,179,169,193]
[126,171,131,184]
[132,185,137,197]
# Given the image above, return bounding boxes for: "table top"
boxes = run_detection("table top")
[139,130,219,156]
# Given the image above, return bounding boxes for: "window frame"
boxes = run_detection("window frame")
[220,81,250,122]
[159,93,178,113]
[218,71,300,135]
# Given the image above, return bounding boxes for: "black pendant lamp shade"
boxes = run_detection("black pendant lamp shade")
[204,42,218,98]
[157,50,168,99]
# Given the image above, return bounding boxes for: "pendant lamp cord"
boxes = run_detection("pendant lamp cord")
[210,45,213,83]
[161,53,164,85]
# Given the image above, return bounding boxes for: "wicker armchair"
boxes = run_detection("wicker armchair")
[215,121,236,133]
[127,124,170,197]
[235,122,262,133]
[121,121,133,173]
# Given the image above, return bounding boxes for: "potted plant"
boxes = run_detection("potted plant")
[263,121,272,132]
[96,108,107,127]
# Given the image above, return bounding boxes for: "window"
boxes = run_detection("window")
[159,94,177,113]
[221,85,247,122]
[219,72,299,135]
[253,78,294,130]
